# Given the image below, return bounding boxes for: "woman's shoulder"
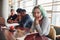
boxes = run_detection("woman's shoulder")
[42,17,49,24]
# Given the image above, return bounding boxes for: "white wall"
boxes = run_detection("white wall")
[2,0,10,24]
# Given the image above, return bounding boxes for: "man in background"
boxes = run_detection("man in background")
[16,8,33,30]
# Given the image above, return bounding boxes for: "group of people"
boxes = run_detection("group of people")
[6,5,51,40]
[7,8,33,29]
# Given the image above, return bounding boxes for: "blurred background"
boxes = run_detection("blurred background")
[0,0,60,40]
[0,0,60,26]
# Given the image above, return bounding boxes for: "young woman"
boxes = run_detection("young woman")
[32,5,50,40]
[25,5,51,40]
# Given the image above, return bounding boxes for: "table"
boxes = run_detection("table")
[6,23,19,29]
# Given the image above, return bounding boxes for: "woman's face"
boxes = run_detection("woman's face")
[33,8,42,18]
[11,10,15,15]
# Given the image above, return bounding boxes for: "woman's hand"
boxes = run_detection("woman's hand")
[35,16,43,25]
[35,19,39,25]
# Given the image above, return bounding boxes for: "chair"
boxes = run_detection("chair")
[48,25,56,40]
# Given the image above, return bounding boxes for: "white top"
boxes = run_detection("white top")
[31,17,50,36]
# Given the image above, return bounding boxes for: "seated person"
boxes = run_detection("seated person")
[16,8,33,32]
[0,17,6,40]
[4,26,16,40]
[0,17,16,40]
[29,5,51,40]
[7,9,17,23]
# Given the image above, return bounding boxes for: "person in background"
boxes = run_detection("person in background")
[14,8,33,38]
[16,8,22,23]
[4,26,16,40]
[7,9,17,23]
[0,17,16,40]
[29,5,51,40]
[16,8,33,29]
[0,17,6,40]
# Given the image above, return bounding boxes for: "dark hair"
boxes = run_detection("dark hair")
[32,5,40,14]
[16,8,22,13]
[11,9,14,12]
[22,9,26,12]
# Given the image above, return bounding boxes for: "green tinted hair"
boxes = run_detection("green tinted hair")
[32,5,47,17]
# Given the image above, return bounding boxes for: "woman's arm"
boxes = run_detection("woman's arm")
[35,17,50,36]
[41,17,50,35]
[35,24,43,36]
[35,17,43,36]
[30,23,35,33]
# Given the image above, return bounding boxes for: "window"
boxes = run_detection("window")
[38,0,60,26]
[52,1,60,26]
